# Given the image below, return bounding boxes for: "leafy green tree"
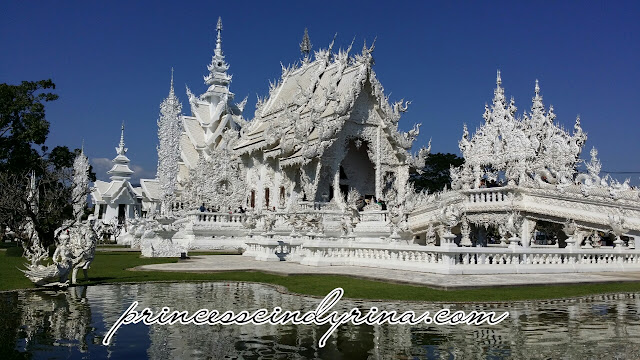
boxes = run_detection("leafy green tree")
[410,152,464,193]
[0,80,57,171]
[0,80,95,246]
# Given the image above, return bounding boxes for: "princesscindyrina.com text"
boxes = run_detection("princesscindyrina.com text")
[103,288,509,348]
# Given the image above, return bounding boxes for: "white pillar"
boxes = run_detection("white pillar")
[375,123,382,200]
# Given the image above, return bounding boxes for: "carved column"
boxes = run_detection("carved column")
[520,218,536,248]
[460,217,472,247]
[375,123,382,200]
[333,168,345,209]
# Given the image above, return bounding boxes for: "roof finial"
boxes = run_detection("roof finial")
[81,139,85,154]
[215,17,223,55]
[300,28,312,57]
[120,121,125,145]
[535,79,540,96]
[496,70,502,87]
[116,121,127,156]
[169,67,175,97]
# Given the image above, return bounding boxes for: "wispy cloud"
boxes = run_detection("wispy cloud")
[91,158,113,182]
[91,158,156,184]
[131,164,156,184]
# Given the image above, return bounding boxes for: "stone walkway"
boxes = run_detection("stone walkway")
[136,255,640,289]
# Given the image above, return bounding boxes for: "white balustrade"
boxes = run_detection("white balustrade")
[464,188,511,204]
[294,241,640,274]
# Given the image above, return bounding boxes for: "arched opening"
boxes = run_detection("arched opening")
[339,139,376,199]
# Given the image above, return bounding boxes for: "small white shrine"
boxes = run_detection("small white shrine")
[91,124,144,223]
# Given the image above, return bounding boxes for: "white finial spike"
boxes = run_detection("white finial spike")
[169,67,175,97]
[216,17,223,54]
[300,28,312,56]
[81,139,85,154]
[496,70,502,86]
[535,79,540,95]
[116,122,127,156]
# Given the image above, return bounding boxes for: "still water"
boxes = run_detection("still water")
[1,282,640,359]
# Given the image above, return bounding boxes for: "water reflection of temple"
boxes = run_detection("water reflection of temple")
[4,283,640,358]
[93,283,640,359]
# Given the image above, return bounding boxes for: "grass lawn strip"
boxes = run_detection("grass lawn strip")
[2,250,640,302]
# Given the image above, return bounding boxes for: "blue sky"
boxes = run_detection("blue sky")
[1,1,639,183]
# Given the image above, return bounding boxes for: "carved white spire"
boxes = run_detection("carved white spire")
[157,69,183,213]
[530,79,545,127]
[492,70,506,110]
[72,145,90,221]
[204,17,232,91]
[107,122,134,181]
[300,28,312,62]
[215,16,223,56]
[117,122,126,155]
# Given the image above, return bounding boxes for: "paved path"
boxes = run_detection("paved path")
[136,255,640,289]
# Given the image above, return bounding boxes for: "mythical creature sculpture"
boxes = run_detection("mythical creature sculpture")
[262,212,277,234]
[453,74,587,190]
[22,216,98,287]
[608,213,627,247]
[504,212,522,238]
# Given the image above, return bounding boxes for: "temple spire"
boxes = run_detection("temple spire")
[215,16,223,56]
[300,28,312,58]
[492,70,506,109]
[108,122,134,180]
[204,17,232,91]
[117,121,126,155]
[169,67,175,97]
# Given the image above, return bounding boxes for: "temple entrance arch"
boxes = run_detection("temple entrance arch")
[339,139,376,199]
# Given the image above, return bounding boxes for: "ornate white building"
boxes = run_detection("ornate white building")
[91,124,145,223]
[123,20,640,275]
[170,20,426,215]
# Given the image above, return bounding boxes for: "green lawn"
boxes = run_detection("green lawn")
[3,249,640,302]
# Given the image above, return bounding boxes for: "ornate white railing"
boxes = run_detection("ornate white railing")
[463,188,512,204]
[190,211,245,224]
[359,211,389,222]
[296,242,640,274]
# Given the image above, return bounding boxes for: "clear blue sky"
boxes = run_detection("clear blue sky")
[1,1,639,183]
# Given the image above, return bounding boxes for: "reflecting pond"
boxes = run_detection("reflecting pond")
[2,282,640,359]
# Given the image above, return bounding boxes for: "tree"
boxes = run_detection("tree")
[0,80,57,171]
[410,152,464,193]
[0,80,95,246]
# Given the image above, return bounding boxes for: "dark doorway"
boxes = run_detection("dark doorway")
[118,204,126,224]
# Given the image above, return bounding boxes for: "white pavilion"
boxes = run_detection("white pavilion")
[91,124,147,223]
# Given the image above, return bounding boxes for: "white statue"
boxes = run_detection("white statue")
[22,216,98,287]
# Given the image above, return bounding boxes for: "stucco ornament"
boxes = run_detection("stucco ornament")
[22,217,98,287]
[72,147,90,221]
[182,148,246,210]
[157,69,183,215]
[608,213,627,248]
[437,204,462,234]
[454,73,587,189]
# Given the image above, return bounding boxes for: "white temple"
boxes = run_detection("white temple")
[94,19,640,274]
[91,124,145,223]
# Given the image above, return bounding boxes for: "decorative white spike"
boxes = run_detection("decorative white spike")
[216,17,223,55]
